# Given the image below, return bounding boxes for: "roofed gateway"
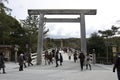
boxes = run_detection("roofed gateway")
[28,9,97,65]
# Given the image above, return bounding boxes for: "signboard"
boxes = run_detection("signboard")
[112,46,117,53]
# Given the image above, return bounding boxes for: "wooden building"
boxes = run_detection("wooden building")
[0,45,12,61]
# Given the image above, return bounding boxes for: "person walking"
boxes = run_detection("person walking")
[59,53,63,66]
[44,50,48,65]
[47,52,53,65]
[55,50,63,67]
[86,54,91,70]
[0,52,6,74]
[78,52,85,71]
[73,51,78,63]
[23,53,27,68]
[68,48,72,60]
[113,52,120,80]
[55,50,59,67]
[18,54,24,71]
[27,53,33,66]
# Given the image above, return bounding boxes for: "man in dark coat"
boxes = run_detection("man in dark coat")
[0,52,6,73]
[27,53,33,66]
[55,50,59,67]
[59,53,63,65]
[18,54,24,71]
[23,53,27,68]
[79,52,85,71]
[113,52,120,80]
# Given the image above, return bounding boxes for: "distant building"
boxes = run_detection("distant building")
[0,45,12,61]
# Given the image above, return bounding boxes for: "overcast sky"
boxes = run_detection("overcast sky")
[6,0,120,38]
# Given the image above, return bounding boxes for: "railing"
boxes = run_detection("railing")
[96,57,113,64]
[31,51,45,63]
[31,53,37,63]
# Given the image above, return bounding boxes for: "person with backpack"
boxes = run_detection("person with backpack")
[113,52,120,80]
[0,52,6,74]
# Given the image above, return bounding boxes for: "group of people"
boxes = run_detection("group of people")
[44,48,92,70]
[1,47,120,80]
[78,52,92,71]
[44,49,63,67]
[67,48,92,70]
[18,53,33,71]
[66,49,92,71]
[0,48,92,74]
[0,52,34,73]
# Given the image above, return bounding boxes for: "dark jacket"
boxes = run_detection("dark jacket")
[27,53,32,63]
[18,55,24,66]
[0,54,5,68]
[55,50,59,61]
[113,55,120,72]
[59,53,63,62]
[74,52,77,60]
[55,52,63,62]
[79,52,85,62]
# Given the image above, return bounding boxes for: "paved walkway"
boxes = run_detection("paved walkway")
[0,60,118,80]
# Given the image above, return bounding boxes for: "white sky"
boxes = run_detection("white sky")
[6,0,120,38]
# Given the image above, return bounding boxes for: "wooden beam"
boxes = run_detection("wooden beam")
[28,9,97,15]
[43,18,80,22]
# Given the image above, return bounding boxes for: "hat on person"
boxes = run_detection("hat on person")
[20,53,23,56]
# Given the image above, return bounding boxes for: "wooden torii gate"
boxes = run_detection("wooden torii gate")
[28,9,97,65]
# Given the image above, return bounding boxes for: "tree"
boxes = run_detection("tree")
[87,32,105,57]
[0,12,23,45]
[98,30,113,38]
[111,25,120,35]
[0,0,12,14]
[97,25,120,63]
[0,0,14,44]
[20,15,49,52]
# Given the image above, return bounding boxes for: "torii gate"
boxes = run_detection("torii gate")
[28,9,97,65]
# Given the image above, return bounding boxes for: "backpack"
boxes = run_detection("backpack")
[87,57,90,61]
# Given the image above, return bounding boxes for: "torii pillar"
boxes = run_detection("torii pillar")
[80,13,86,54]
[28,9,97,65]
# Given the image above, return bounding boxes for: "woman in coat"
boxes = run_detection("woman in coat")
[18,54,24,71]
[86,54,91,70]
